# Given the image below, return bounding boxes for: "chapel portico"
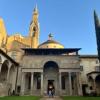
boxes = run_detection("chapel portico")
[19,48,82,96]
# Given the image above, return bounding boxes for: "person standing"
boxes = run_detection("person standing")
[48,85,53,97]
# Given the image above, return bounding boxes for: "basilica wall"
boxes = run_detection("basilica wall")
[7,50,24,63]
[7,36,15,50]
[0,18,7,47]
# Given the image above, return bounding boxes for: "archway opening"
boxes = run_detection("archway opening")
[0,60,9,82]
[95,75,100,95]
[9,64,16,92]
[88,76,94,90]
[43,61,59,95]
[95,75,100,82]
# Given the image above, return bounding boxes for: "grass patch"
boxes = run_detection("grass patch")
[62,96,100,100]
[0,96,41,100]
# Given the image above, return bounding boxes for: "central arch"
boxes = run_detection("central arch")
[43,61,59,95]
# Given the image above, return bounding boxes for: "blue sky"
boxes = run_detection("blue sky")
[0,0,100,54]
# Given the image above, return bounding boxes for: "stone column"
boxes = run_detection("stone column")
[93,79,96,91]
[31,72,34,95]
[92,75,97,91]
[21,72,25,95]
[41,72,43,95]
[7,67,10,82]
[77,72,82,96]
[69,72,72,96]
[76,72,79,95]
[59,72,62,95]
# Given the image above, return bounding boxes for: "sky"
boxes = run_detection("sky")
[0,0,100,54]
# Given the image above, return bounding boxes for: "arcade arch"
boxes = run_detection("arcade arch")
[0,60,9,82]
[95,75,100,95]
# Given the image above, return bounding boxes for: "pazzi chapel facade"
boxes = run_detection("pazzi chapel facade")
[0,6,100,96]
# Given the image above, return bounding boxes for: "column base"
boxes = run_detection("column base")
[20,91,24,96]
[59,90,62,96]
[41,89,44,96]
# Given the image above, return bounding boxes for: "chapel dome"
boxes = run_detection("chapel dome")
[38,34,64,49]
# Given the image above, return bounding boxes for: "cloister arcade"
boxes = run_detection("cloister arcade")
[0,50,18,96]
[87,72,100,95]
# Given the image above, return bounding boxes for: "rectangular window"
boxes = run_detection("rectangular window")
[96,60,99,64]
[80,65,83,71]
[61,76,65,90]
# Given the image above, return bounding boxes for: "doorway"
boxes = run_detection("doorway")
[47,80,55,94]
[48,80,54,87]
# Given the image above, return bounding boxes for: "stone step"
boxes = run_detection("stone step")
[40,96,62,100]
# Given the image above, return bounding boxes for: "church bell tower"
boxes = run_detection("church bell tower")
[29,5,40,48]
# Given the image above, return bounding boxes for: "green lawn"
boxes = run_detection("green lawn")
[0,96,100,100]
[62,96,100,100]
[0,96,41,100]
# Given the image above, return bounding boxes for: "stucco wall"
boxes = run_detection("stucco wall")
[80,56,99,84]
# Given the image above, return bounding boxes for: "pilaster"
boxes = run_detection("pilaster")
[31,72,34,95]
[78,72,83,96]
[21,72,25,95]
[59,72,62,95]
